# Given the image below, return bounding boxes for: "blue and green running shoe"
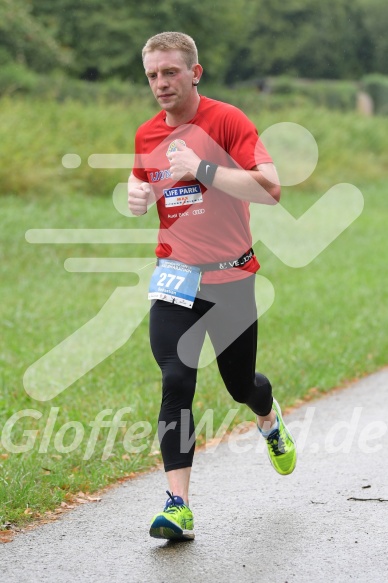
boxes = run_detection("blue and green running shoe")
[260,398,297,475]
[149,491,195,540]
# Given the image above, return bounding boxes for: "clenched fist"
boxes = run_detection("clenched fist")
[168,141,201,182]
[128,178,153,216]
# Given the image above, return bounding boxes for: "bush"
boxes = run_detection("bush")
[0,63,39,95]
[266,77,358,111]
[0,66,154,106]
[267,76,297,95]
[361,74,388,115]
[0,65,360,114]
[201,82,309,113]
[300,80,357,111]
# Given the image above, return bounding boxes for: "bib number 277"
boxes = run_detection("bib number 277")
[148,259,201,309]
[156,272,185,290]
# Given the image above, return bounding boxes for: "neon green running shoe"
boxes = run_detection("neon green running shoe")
[260,398,297,475]
[149,491,195,541]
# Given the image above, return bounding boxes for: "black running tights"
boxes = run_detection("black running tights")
[149,275,273,471]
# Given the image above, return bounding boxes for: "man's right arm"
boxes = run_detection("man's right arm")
[127,172,153,216]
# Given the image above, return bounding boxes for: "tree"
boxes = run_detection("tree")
[0,0,69,71]
[292,0,372,79]
[225,0,381,80]
[3,0,387,83]
[357,0,388,75]
[31,0,245,82]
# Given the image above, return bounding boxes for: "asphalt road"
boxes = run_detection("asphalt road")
[1,370,388,583]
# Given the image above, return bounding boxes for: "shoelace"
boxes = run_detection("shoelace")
[164,490,185,512]
[267,428,286,456]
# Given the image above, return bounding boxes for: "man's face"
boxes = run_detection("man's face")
[143,50,198,116]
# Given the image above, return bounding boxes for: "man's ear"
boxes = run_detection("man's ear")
[192,63,203,86]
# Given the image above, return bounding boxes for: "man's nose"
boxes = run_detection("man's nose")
[157,73,169,88]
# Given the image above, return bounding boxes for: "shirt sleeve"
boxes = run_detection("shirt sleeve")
[223,106,273,170]
[132,129,148,182]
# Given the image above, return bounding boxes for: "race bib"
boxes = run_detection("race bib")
[148,259,201,308]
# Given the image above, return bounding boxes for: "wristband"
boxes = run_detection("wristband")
[196,160,218,186]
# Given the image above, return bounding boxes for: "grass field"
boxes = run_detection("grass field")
[1,96,388,528]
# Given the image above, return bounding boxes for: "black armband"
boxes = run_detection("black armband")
[196,160,218,186]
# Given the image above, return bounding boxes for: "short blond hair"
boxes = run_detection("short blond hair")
[142,32,198,69]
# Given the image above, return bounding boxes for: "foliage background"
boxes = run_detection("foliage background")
[1,0,388,83]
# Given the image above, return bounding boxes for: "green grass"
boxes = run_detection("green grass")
[0,96,388,528]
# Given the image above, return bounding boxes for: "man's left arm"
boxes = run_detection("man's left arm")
[212,163,280,204]
[168,143,280,205]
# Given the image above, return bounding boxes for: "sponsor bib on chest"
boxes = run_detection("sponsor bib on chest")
[163,183,203,208]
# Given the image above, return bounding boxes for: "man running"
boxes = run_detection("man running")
[128,31,297,541]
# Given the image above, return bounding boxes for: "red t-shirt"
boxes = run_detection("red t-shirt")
[133,95,272,283]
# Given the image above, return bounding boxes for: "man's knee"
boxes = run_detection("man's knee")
[227,372,273,415]
[162,369,196,403]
